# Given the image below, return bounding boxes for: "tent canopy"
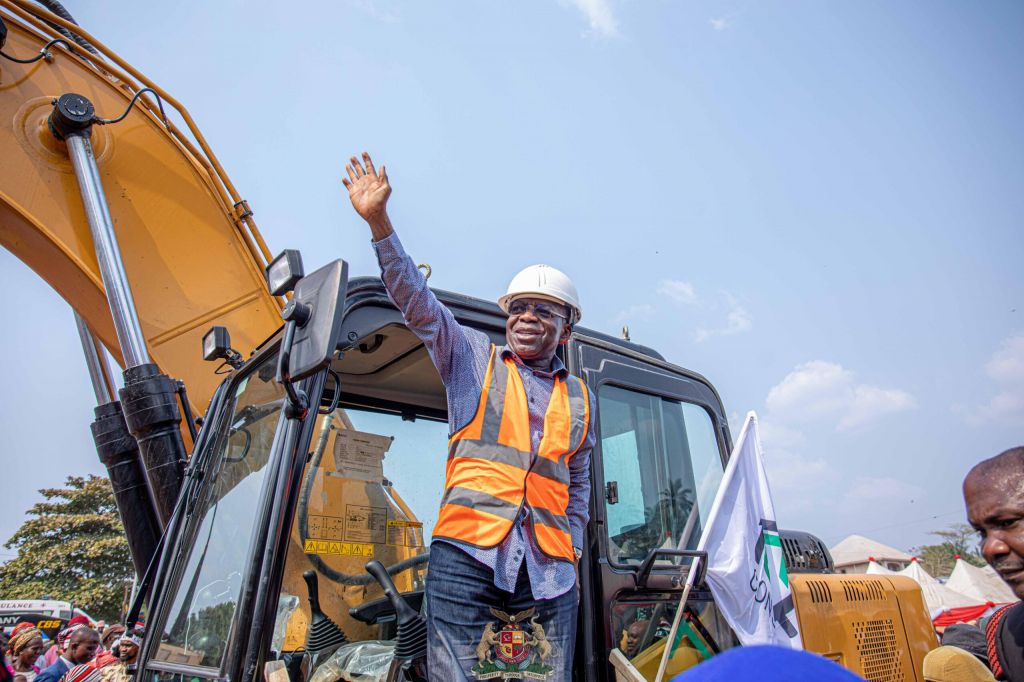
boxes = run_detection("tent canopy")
[945,557,1017,604]
[898,559,980,617]
[866,560,896,575]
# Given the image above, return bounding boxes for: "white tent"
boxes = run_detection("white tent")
[945,557,1017,604]
[898,559,979,617]
[866,559,896,575]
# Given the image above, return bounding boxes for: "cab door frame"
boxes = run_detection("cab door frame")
[567,333,733,681]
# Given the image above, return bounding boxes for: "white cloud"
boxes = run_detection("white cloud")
[758,363,916,535]
[971,391,1024,424]
[842,476,926,504]
[766,361,915,431]
[694,304,751,342]
[345,0,401,22]
[761,445,832,514]
[758,417,806,450]
[766,361,852,419]
[964,334,1024,426]
[840,385,918,431]
[564,0,618,37]
[658,279,698,305]
[986,334,1024,383]
[709,17,730,31]
[613,303,656,325]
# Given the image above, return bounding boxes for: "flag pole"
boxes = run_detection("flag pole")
[653,556,702,682]
[650,497,703,682]
[652,412,755,682]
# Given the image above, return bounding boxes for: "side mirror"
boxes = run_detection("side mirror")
[276,258,349,418]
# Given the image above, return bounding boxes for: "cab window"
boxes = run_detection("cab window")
[154,350,284,670]
[269,322,452,657]
[598,385,724,564]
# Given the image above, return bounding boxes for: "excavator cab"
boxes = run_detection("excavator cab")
[0,5,937,679]
[135,255,741,682]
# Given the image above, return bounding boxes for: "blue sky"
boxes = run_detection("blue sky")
[2,0,1022,563]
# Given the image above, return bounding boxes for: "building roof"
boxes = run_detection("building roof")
[829,534,914,567]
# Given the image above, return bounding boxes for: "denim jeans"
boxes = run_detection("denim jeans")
[425,541,578,681]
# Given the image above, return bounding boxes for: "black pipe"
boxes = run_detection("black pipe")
[29,0,100,55]
[91,400,161,579]
[119,363,187,527]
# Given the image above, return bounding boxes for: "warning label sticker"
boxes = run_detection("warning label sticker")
[307,515,344,540]
[386,518,424,547]
[387,519,423,528]
[345,504,387,544]
[302,539,375,558]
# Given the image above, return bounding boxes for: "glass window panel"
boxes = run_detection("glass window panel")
[598,385,724,565]
[609,596,737,675]
[272,405,449,652]
[154,352,284,670]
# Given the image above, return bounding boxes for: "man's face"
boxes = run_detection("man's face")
[505,297,570,366]
[625,621,648,657]
[965,470,1024,599]
[68,630,100,664]
[119,641,139,663]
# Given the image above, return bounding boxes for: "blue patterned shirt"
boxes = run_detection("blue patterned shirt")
[373,233,594,599]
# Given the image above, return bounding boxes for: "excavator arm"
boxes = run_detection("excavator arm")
[0,0,282,410]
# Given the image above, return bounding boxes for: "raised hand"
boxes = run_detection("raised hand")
[343,152,393,239]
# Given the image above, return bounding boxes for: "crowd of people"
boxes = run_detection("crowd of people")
[1,618,142,682]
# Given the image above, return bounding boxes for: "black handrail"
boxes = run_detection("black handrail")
[635,548,707,590]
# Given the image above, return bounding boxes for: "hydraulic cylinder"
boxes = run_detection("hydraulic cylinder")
[52,93,186,528]
[119,363,187,526]
[92,401,161,579]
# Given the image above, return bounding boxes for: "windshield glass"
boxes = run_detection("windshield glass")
[154,351,284,670]
[272,403,448,653]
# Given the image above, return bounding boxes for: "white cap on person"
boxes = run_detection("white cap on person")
[498,264,581,324]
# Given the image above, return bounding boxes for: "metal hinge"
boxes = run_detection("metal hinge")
[233,199,253,221]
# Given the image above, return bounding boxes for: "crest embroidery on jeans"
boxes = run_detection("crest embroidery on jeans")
[471,607,554,680]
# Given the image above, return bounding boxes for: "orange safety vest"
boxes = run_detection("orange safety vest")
[432,345,591,562]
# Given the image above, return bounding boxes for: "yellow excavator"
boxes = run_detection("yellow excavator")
[0,2,939,680]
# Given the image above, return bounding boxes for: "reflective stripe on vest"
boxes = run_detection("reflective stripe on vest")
[433,345,590,561]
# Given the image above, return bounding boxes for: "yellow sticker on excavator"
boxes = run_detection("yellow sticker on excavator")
[303,539,375,558]
[386,520,423,528]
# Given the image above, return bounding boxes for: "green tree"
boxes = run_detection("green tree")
[0,475,133,622]
[911,523,986,577]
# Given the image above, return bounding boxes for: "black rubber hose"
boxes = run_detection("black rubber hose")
[296,422,429,585]
[30,0,100,55]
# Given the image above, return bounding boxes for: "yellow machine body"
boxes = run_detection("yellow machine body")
[791,573,938,681]
[0,0,282,411]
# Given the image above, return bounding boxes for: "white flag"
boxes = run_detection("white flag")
[695,411,802,649]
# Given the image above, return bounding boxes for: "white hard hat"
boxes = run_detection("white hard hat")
[498,264,582,324]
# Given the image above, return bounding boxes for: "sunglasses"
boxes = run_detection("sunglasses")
[507,300,568,322]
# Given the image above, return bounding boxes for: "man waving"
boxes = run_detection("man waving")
[343,152,594,681]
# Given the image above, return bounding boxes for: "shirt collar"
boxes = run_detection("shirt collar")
[500,344,568,378]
